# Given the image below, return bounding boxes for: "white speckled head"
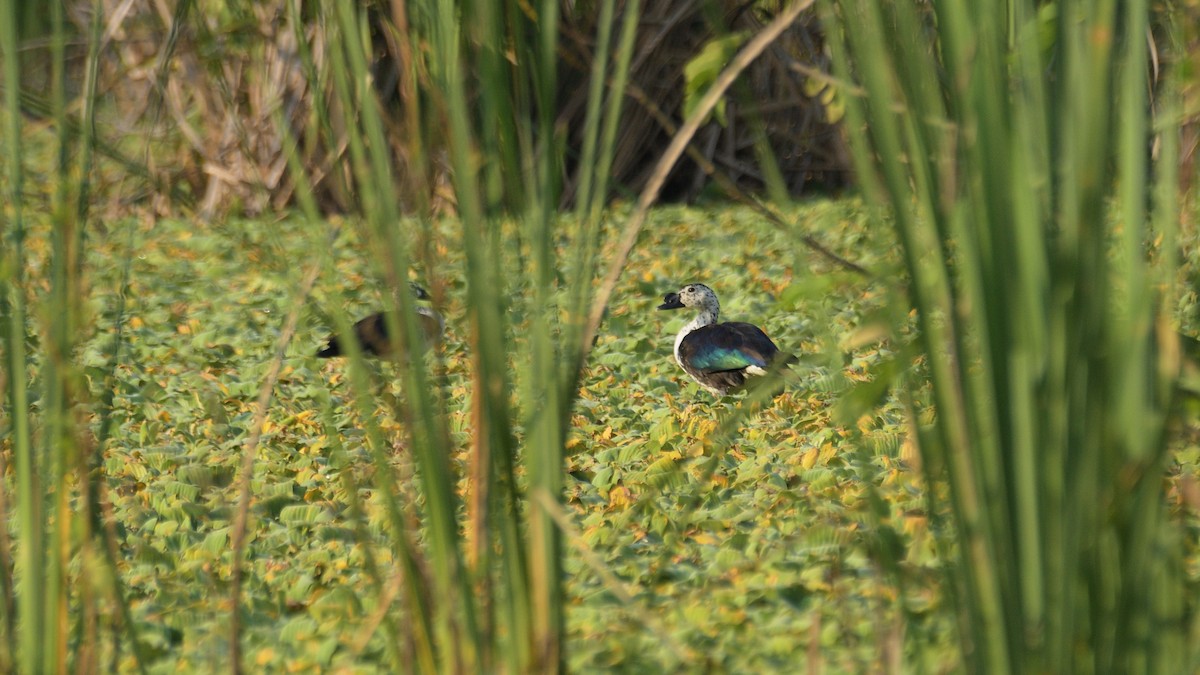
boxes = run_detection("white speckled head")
[658,283,722,361]
[674,283,719,313]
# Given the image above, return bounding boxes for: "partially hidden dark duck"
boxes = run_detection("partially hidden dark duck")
[316,282,444,359]
[657,283,789,396]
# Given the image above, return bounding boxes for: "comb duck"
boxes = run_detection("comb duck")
[658,283,785,396]
[316,282,444,359]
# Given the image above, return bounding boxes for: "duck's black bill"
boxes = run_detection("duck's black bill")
[657,293,684,310]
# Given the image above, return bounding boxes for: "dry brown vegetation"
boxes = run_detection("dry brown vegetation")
[29,1,851,221]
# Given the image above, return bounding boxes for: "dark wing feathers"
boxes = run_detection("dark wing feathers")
[316,310,443,359]
[316,313,393,358]
[696,370,750,393]
[679,322,780,373]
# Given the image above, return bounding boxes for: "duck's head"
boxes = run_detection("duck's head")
[658,283,719,312]
[409,282,430,300]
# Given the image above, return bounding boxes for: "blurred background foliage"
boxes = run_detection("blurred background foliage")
[12,0,860,221]
[9,0,1198,218]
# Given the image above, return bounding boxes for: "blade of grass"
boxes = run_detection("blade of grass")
[580,0,813,364]
[274,55,438,667]
[331,2,483,670]
[532,488,696,665]
[45,0,76,669]
[0,0,43,670]
[520,0,568,666]
[0,364,12,671]
[824,0,1189,670]
[430,0,517,663]
[226,256,322,674]
[563,0,640,398]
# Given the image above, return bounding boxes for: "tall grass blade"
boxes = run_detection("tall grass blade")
[823,0,1192,670]
[581,0,813,358]
[428,0,513,667]
[44,0,76,670]
[0,0,42,671]
[564,0,640,389]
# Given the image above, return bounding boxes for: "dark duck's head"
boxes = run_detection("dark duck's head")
[316,282,444,359]
[408,282,429,300]
[658,283,784,397]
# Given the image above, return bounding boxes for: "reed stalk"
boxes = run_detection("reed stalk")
[822,0,1192,670]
